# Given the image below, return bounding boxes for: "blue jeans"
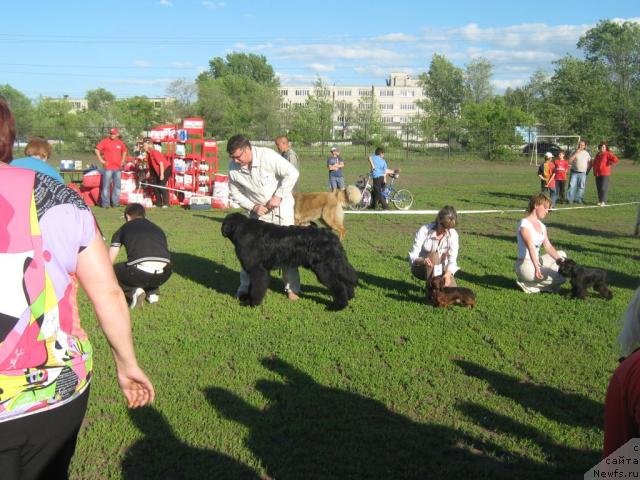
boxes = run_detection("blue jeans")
[101,169,121,207]
[567,171,586,203]
[329,176,345,191]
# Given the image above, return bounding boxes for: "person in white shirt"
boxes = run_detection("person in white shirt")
[567,140,592,204]
[227,134,301,301]
[408,206,460,289]
[515,193,566,293]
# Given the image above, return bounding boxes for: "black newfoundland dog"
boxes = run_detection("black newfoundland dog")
[221,213,357,310]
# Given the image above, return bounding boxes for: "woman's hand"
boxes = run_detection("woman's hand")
[534,264,543,280]
[425,257,434,267]
[117,364,155,408]
[443,272,453,287]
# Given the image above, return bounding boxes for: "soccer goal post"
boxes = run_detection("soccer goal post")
[529,135,581,166]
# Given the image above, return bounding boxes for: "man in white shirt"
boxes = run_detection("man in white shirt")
[227,134,301,301]
[567,140,592,204]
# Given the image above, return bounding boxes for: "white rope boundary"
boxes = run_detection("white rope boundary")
[345,201,640,215]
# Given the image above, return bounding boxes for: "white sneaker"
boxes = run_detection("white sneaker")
[129,288,146,309]
[147,294,160,304]
[161,205,169,209]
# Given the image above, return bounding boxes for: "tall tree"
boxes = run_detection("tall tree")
[203,53,277,86]
[86,88,116,111]
[417,54,465,140]
[465,58,493,104]
[289,79,335,144]
[166,79,198,119]
[578,19,640,156]
[0,84,34,138]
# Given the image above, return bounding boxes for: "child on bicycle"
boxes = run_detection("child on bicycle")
[369,147,398,210]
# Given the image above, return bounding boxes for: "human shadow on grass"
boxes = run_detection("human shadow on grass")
[193,213,225,224]
[458,402,600,476]
[121,406,261,480]
[456,270,517,291]
[485,191,533,203]
[205,357,568,479]
[356,269,425,304]
[171,252,238,295]
[454,360,603,429]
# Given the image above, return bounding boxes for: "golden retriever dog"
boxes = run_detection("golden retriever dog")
[294,185,362,239]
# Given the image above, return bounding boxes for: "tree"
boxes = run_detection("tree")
[203,53,277,86]
[352,92,383,146]
[166,79,198,119]
[112,96,171,143]
[417,54,465,141]
[86,88,115,111]
[578,19,640,157]
[465,58,493,104]
[31,98,79,151]
[462,97,532,160]
[0,84,34,139]
[289,79,335,145]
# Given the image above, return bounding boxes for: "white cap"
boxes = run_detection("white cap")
[544,152,553,158]
[330,146,339,152]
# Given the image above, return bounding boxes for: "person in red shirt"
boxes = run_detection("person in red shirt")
[143,138,170,208]
[537,152,557,207]
[592,142,619,206]
[95,128,128,208]
[603,287,640,457]
[553,150,570,204]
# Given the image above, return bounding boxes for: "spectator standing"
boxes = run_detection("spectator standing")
[275,135,300,191]
[554,150,570,204]
[109,203,172,307]
[592,142,619,206]
[227,134,301,301]
[95,128,128,208]
[0,98,154,479]
[567,140,591,204]
[11,136,65,183]
[327,146,345,191]
[537,152,557,207]
[143,139,171,208]
[369,147,396,210]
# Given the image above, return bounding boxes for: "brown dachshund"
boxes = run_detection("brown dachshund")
[429,276,476,308]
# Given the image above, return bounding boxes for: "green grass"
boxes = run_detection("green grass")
[69,155,639,479]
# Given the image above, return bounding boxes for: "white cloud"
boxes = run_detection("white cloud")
[159,0,173,6]
[232,42,273,52]
[274,44,405,63]
[276,72,325,84]
[107,78,174,86]
[133,60,152,67]
[202,1,225,8]
[372,33,416,43]
[169,61,194,68]
[353,65,417,78]
[307,63,335,72]
[491,78,527,91]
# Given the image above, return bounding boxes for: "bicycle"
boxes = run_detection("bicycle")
[353,172,414,210]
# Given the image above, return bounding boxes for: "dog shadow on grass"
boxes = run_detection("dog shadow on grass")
[205,357,584,479]
[121,406,261,479]
[171,252,238,295]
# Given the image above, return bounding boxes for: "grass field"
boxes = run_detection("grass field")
[69,154,639,479]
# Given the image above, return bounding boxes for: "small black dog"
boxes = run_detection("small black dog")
[221,213,357,310]
[556,258,613,300]
[429,276,476,308]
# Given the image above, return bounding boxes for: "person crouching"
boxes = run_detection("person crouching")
[109,203,172,308]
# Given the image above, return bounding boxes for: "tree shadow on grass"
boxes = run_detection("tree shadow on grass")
[456,270,518,291]
[205,357,576,479]
[454,360,603,429]
[121,406,261,479]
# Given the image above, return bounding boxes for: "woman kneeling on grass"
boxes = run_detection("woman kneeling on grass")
[408,206,460,288]
[515,193,566,293]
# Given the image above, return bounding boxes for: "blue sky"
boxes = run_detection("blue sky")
[1,0,637,99]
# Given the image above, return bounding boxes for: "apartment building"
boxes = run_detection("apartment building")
[51,95,176,113]
[279,72,425,137]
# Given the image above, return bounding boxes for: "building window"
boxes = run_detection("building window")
[295,89,310,96]
[400,89,416,97]
[380,103,394,110]
[280,102,290,109]
[382,116,394,124]
[400,103,416,111]
[379,89,394,97]
[279,89,288,96]
[359,102,372,110]
[337,89,352,97]
[358,89,372,97]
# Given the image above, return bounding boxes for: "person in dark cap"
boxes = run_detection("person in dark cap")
[327,146,345,191]
[95,127,128,208]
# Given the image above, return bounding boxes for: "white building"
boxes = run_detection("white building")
[50,96,175,113]
[279,72,425,138]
